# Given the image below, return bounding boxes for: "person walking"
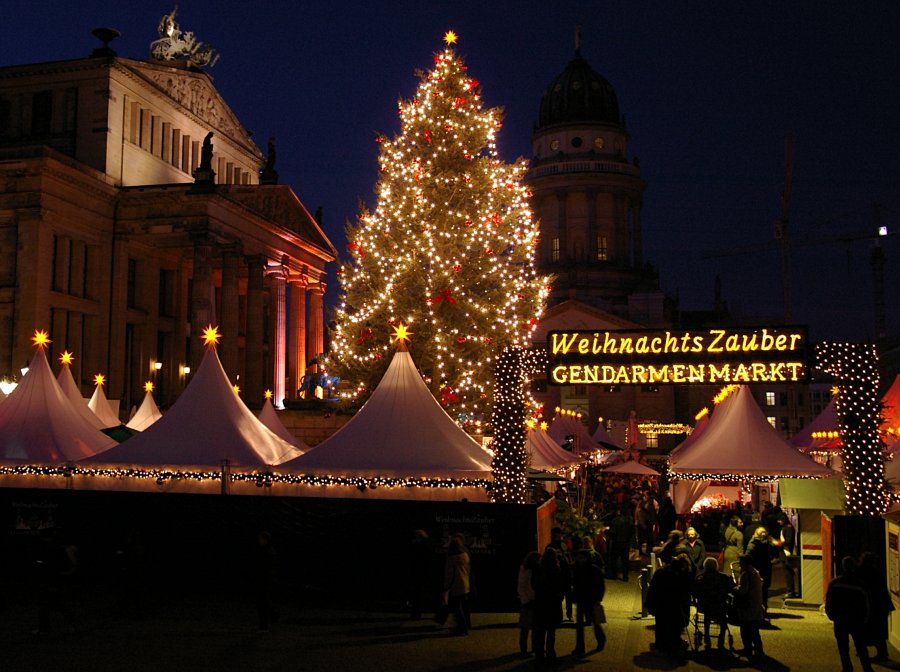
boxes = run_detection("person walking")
[516,551,539,656]
[692,557,734,649]
[745,526,777,612]
[443,535,471,635]
[684,527,706,575]
[606,505,635,582]
[857,551,893,663]
[645,554,692,654]
[778,515,800,598]
[826,555,874,672]
[533,547,565,663]
[545,527,574,621]
[722,516,744,573]
[571,536,606,656]
[734,553,765,659]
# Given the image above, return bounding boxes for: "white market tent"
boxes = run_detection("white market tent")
[791,398,841,452]
[669,385,833,513]
[603,459,660,476]
[126,389,163,432]
[86,344,303,467]
[258,397,309,450]
[547,411,602,454]
[284,343,491,480]
[57,364,108,431]
[0,347,117,461]
[526,427,585,470]
[591,421,622,450]
[88,382,122,428]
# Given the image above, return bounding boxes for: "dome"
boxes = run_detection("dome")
[537,51,622,129]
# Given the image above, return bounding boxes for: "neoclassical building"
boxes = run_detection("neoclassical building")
[0,31,336,414]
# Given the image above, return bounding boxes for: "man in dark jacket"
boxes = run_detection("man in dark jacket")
[572,536,606,655]
[606,506,635,582]
[825,556,874,672]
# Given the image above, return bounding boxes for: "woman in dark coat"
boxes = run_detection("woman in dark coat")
[645,555,693,654]
[858,551,894,662]
[692,557,734,649]
[532,547,565,662]
[443,535,471,635]
[745,526,776,612]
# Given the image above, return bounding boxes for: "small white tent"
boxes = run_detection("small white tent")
[0,347,117,461]
[126,389,163,432]
[258,397,309,450]
[669,385,833,478]
[57,364,107,430]
[526,427,585,470]
[86,344,302,467]
[88,381,122,428]
[547,411,602,454]
[284,343,491,478]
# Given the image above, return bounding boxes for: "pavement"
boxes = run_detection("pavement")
[2,571,899,672]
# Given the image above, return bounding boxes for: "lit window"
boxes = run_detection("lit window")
[645,435,659,449]
[767,416,777,429]
[765,392,775,406]
[551,238,560,262]
[597,235,608,261]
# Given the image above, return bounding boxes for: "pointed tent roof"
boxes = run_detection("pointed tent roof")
[87,345,302,467]
[591,421,621,450]
[547,411,602,453]
[669,385,832,478]
[526,427,585,470]
[88,381,122,428]
[603,459,660,476]
[0,348,117,461]
[126,390,163,432]
[791,397,841,451]
[670,411,711,459]
[284,345,491,477]
[258,397,309,450]
[57,365,108,430]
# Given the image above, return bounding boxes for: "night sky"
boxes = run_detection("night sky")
[4,2,899,343]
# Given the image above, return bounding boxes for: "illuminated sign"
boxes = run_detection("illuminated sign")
[547,327,808,385]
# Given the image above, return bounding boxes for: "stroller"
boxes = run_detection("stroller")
[688,561,736,651]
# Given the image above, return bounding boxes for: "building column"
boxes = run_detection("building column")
[245,255,266,407]
[268,271,287,408]
[288,280,307,400]
[220,245,241,381]
[189,233,215,370]
[306,283,325,365]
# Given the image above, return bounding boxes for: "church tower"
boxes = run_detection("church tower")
[527,31,665,324]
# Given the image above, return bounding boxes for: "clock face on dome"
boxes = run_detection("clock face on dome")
[550,139,560,151]
[594,137,605,149]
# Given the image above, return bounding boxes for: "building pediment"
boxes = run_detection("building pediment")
[226,185,337,259]
[533,299,642,344]
[117,58,260,158]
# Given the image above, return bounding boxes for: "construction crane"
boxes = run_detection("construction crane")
[774,132,795,323]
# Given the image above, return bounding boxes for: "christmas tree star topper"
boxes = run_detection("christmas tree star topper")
[392,322,412,344]
[94,373,106,387]
[444,30,458,45]
[59,350,75,366]
[31,329,51,350]
[144,381,154,393]
[202,324,221,347]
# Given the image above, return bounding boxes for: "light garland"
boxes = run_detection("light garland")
[817,341,888,516]
[0,464,490,491]
[328,33,550,425]
[638,422,692,435]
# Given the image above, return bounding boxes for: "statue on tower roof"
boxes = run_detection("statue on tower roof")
[150,8,219,68]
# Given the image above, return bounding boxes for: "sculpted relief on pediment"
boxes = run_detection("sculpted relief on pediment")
[144,70,240,141]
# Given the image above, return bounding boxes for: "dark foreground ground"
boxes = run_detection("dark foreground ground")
[1,565,898,672]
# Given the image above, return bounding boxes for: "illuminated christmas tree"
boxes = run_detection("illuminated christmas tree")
[330,32,550,424]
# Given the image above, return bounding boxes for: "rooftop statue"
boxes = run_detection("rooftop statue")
[150,8,219,68]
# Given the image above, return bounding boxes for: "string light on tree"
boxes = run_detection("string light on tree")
[817,341,887,516]
[329,31,550,426]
